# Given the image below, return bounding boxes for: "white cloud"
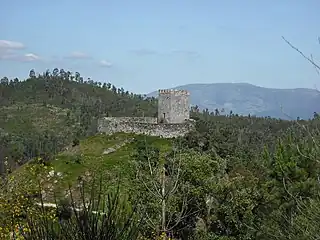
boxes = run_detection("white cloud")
[66,51,91,59]
[0,40,25,50]
[99,60,112,67]
[0,40,41,62]
[0,52,41,62]
[0,40,25,60]
[21,53,41,62]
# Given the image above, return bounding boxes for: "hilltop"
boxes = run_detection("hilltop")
[148,83,320,119]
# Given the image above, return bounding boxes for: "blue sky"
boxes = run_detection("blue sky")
[1,0,320,93]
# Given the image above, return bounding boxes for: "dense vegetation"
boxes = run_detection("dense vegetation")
[0,69,320,239]
[0,69,157,174]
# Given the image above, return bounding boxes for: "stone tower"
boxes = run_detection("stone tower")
[157,89,190,124]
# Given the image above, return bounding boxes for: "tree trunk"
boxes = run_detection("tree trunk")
[161,165,166,239]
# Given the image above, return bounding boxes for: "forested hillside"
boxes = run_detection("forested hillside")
[1,69,320,240]
[0,69,157,172]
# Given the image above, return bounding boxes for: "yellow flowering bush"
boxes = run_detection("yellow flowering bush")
[0,158,59,239]
[138,231,175,240]
[0,156,166,239]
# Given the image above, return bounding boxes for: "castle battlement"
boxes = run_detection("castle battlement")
[158,89,190,96]
[97,88,193,138]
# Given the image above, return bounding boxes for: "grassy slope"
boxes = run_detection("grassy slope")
[13,133,172,200]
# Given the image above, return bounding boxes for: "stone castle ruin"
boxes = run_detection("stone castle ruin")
[97,89,195,138]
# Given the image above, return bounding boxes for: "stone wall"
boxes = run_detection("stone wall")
[97,117,194,138]
[98,117,158,124]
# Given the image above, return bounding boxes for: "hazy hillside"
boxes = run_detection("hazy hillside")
[148,83,320,119]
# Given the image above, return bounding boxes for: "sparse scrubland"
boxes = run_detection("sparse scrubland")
[1,69,320,239]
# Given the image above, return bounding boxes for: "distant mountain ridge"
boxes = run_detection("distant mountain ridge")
[147,83,320,119]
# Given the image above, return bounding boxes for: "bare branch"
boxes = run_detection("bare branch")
[145,211,157,229]
[282,36,320,71]
[310,54,320,75]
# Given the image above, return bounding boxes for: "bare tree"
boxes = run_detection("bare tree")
[132,138,196,239]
